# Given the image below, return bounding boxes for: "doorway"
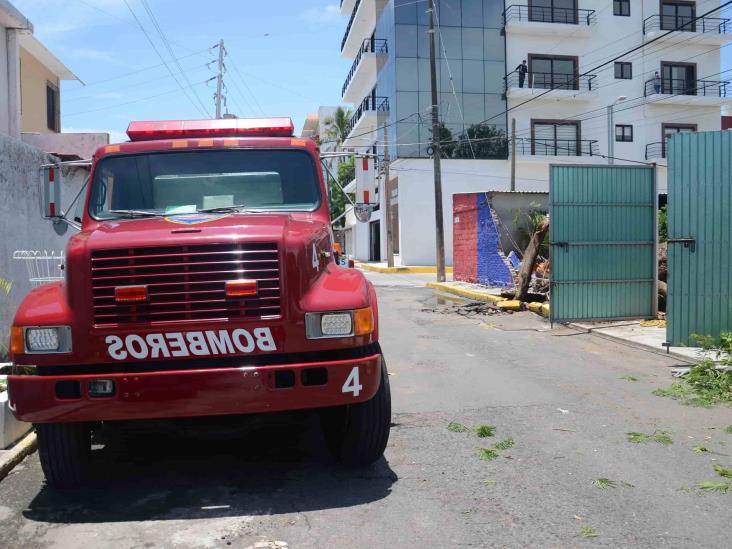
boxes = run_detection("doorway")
[369,220,381,262]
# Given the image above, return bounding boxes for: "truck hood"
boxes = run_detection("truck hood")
[82,212,323,249]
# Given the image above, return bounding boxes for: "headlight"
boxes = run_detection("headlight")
[23,326,72,354]
[305,308,373,339]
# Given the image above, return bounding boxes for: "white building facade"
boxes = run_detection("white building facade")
[339,0,731,266]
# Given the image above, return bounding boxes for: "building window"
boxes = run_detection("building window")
[528,55,579,90]
[661,1,696,31]
[531,119,582,155]
[614,62,632,79]
[613,0,630,16]
[528,0,579,24]
[616,125,633,142]
[46,82,60,132]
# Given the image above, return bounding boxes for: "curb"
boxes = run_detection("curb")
[425,282,506,303]
[565,322,695,364]
[358,263,454,274]
[0,432,37,482]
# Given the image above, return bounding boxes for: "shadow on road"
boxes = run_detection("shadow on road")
[23,412,397,524]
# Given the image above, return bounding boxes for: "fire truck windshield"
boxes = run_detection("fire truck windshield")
[89,148,321,220]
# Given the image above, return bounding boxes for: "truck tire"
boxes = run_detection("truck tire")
[34,423,91,487]
[322,348,391,466]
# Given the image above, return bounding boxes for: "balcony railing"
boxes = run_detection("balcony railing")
[341,0,362,52]
[514,138,599,157]
[503,4,596,26]
[342,39,388,97]
[345,95,389,137]
[643,14,730,34]
[505,70,596,92]
[646,142,666,160]
[644,77,730,97]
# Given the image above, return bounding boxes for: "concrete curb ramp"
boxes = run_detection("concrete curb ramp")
[358,263,454,274]
[0,432,37,482]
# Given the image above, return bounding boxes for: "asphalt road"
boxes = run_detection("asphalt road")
[1,272,730,548]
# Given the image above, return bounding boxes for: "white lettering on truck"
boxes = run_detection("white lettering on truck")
[104,328,277,361]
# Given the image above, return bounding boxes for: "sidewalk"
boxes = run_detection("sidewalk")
[356,262,453,274]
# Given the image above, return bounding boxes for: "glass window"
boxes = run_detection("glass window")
[483,29,505,62]
[461,0,483,28]
[440,92,462,124]
[439,26,462,59]
[484,61,505,94]
[463,60,484,93]
[614,62,632,79]
[46,83,59,132]
[417,25,430,58]
[396,91,419,120]
[462,28,483,60]
[440,59,462,94]
[613,0,630,17]
[438,0,462,27]
[483,0,504,28]
[615,125,633,142]
[395,0,417,24]
[661,1,696,31]
[396,57,420,91]
[89,149,321,219]
[462,93,486,125]
[395,24,418,57]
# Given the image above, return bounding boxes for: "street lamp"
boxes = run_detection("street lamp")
[607,95,627,165]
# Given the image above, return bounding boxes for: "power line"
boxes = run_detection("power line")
[122,0,208,117]
[139,0,212,117]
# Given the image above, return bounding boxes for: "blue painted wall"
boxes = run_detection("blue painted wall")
[476,194,513,287]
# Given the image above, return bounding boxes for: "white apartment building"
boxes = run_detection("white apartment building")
[338,0,731,266]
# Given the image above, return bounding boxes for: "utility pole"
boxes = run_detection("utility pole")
[510,118,516,191]
[383,125,394,268]
[428,0,446,282]
[215,39,225,119]
[607,104,614,165]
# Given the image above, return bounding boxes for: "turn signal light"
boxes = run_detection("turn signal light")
[10,326,24,355]
[354,307,374,336]
[226,279,258,297]
[114,285,148,303]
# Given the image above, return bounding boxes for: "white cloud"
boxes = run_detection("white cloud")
[301,4,341,26]
[62,127,128,144]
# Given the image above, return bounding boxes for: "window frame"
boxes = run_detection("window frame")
[613,0,631,17]
[46,81,60,132]
[615,124,634,142]
[530,118,582,156]
[528,54,580,91]
[614,61,633,80]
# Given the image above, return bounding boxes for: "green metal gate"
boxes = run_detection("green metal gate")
[550,165,657,323]
[667,131,732,346]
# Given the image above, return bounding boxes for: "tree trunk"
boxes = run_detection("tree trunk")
[514,218,550,302]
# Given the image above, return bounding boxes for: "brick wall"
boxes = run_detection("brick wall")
[453,192,513,288]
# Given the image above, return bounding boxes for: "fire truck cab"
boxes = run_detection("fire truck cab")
[7,118,391,487]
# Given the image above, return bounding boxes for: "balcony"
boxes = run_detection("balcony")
[341,0,386,59]
[504,71,597,102]
[343,96,389,148]
[342,39,388,104]
[503,4,596,37]
[644,78,732,106]
[511,138,599,160]
[643,14,732,45]
[645,142,666,161]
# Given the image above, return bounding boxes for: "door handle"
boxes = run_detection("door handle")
[667,238,695,252]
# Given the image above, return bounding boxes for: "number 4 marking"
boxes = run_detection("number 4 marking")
[342,367,363,397]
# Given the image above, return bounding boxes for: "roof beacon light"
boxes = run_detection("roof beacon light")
[126,118,295,141]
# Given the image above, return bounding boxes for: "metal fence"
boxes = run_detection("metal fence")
[12,250,65,287]
[503,4,596,26]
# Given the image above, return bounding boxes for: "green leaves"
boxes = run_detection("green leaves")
[493,438,515,450]
[626,430,674,445]
[478,448,499,462]
[447,421,470,433]
[476,425,496,438]
[592,478,617,489]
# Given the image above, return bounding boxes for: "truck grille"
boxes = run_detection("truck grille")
[91,243,281,326]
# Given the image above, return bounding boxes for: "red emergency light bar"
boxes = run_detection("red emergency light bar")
[126,118,295,141]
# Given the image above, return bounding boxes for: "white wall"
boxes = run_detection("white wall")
[505,0,726,167]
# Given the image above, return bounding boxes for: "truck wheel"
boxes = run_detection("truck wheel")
[322,351,391,466]
[34,423,91,487]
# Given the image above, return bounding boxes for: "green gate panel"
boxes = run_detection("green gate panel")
[550,165,657,323]
[667,131,732,346]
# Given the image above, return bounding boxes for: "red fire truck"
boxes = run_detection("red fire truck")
[7,118,391,486]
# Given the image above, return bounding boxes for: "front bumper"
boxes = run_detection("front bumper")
[8,352,382,423]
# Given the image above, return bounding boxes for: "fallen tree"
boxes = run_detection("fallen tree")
[514,217,550,302]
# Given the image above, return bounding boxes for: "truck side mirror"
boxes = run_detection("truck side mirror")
[41,165,62,219]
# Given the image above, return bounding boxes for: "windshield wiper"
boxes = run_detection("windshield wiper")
[196,204,250,213]
[108,209,165,218]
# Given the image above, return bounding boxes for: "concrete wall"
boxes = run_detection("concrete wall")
[21,132,109,159]
[19,46,59,134]
[0,133,87,357]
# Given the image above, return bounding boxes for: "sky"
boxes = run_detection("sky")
[12,0,350,141]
